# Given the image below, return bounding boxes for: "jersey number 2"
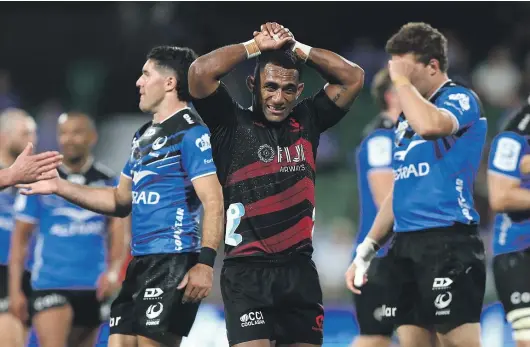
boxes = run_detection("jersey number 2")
[225,203,245,246]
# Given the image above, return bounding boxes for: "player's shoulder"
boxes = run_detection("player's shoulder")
[492,131,526,148]
[160,107,207,133]
[438,82,481,109]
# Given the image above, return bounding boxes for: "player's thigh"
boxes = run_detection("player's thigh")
[108,334,139,347]
[137,334,182,347]
[436,323,481,347]
[0,313,26,347]
[413,226,485,333]
[494,249,530,343]
[353,257,396,340]
[69,325,100,347]
[134,253,199,345]
[31,291,73,347]
[221,262,275,346]
[396,325,436,347]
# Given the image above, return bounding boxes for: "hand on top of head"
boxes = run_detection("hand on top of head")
[252,22,295,52]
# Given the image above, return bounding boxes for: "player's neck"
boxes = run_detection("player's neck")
[0,151,15,168]
[62,155,93,174]
[426,74,450,100]
[153,99,189,124]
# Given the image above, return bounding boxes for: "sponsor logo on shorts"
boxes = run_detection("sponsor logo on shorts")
[240,311,265,327]
[373,305,397,322]
[511,292,530,305]
[145,302,164,326]
[34,294,68,312]
[109,316,121,327]
[312,314,324,332]
[144,288,164,300]
[432,277,453,290]
[434,292,452,316]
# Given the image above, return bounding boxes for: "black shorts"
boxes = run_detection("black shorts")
[30,289,102,328]
[109,253,200,345]
[221,256,324,346]
[385,224,486,333]
[493,248,530,340]
[0,264,32,326]
[353,256,396,337]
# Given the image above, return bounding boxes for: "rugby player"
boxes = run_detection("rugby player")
[488,98,530,347]
[0,109,38,347]
[9,112,127,347]
[351,68,400,347]
[16,46,224,347]
[346,22,487,347]
[189,22,364,347]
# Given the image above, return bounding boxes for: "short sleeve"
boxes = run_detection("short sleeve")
[305,89,349,133]
[436,89,481,132]
[366,133,393,170]
[191,82,239,130]
[488,133,525,180]
[181,125,217,181]
[122,137,138,179]
[14,193,40,224]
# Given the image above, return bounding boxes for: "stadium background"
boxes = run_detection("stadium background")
[2,2,529,346]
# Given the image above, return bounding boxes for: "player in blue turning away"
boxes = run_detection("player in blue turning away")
[9,112,127,347]
[0,109,40,347]
[488,98,530,347]
[351,68,400,347]
[16,46,225,347]
[346,23,487,347]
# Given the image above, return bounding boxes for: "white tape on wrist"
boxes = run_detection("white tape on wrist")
[292,42,312,62]
[243,39,261,59]
[352,238,378,287]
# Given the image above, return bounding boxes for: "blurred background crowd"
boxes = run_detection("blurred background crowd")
[3,3,530,343]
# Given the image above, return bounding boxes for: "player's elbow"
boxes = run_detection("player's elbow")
[188,60,214,99]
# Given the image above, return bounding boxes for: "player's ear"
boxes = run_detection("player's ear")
[165,76,177,92]
[246,75,255,93]
[428,59,439,76]
[296,83,305,100]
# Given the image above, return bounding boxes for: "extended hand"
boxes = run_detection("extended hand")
[9,143,62,184]
[16,169,60,195]
[177,264,213,303]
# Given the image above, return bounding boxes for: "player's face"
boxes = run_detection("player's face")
[58,116,96,162]
[7,118,37,158]
[136,60,167,114]
[258,63,303,122]
[393,53,433,98]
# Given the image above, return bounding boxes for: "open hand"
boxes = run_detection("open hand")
[9,143,62,184]
[16,169,60,195]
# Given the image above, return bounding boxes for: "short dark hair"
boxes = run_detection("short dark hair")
[385,22,449,73]
[253,48,303,81]
[371,68,393,110]
[147,46,198,102]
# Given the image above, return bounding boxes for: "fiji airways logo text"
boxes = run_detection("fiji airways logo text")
[257,143,307,172]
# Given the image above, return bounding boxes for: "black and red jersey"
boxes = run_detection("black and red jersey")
[193,83,347,260]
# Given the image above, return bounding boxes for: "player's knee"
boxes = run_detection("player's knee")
[436,322,480,347]
[353,335,392,347]
[508,308,530,345]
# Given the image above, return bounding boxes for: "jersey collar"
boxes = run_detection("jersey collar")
[155,106,192,125]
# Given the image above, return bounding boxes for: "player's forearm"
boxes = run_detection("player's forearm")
[366,192,395,245]
[56,179,130,217]
[0,168,14,190]
[490,187,530,212]
[188,44,248,98]
[8,229,30,294]
[107,219,127,274]
[305,47,364,109]
[394,83,450,138]
[200,198,224,251]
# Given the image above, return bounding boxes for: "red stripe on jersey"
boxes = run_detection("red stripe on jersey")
[230,216,313,256]
[243,177,314,219]
[226,138,316,186]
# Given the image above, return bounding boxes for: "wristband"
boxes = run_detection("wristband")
[392,75,412,88]
[292,42,312,62]
[106,270,119,284]
[198,247,217,268]
[354,237,379,263]
[243,39,261,59]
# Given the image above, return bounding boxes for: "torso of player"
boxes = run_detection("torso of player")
[126,109,213,256]
[14,161,115,289]
[391,81,487,232]
[490,131,530,255]
[213,107,319,260]
[355,124,394,258]
[0,179,16,265]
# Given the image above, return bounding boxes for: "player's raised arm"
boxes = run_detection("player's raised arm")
[188,26,294,99]
[16,172,132,218]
